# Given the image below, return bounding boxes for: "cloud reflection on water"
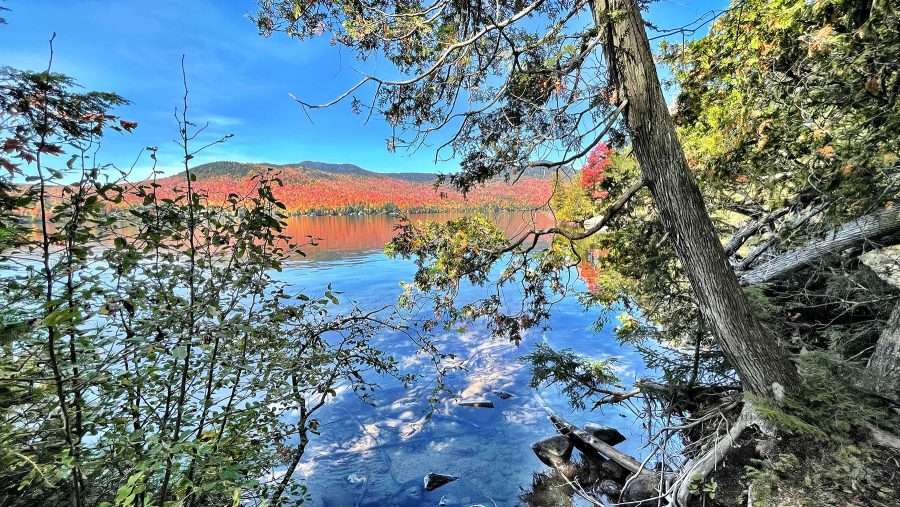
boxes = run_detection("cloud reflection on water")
[269,213,649,506]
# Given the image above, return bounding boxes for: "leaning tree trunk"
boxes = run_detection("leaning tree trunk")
[868,304,900,395]
[863,245,900,396]
[596,0,799,397]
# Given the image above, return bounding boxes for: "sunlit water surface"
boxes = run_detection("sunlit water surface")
[277,213,649,506]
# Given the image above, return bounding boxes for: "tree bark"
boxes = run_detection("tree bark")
[598,0,799,397]
[738,208,900,286]
[867,302,900,395]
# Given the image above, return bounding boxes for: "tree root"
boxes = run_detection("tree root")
[668,401,764,506]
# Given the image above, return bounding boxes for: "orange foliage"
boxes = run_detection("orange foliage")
[281,211,558,260]
[576,248,609,294]
[140,164,553,214]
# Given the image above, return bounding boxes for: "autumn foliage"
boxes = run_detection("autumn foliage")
[142,162,553,214]
[579,143,611,200]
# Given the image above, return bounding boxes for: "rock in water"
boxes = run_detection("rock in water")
[599,459,627,481]
[424,473,458,491]
[458,398,494,408]
[621,473,659,507]
[583,453,628,481]
[584,423,626,446]
[531,435,574,468]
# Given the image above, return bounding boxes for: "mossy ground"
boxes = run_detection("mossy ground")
[698,353,900,507]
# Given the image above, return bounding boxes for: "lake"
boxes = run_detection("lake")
[275,212,651,506]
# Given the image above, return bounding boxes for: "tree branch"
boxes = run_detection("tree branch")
[723,207,790,256]
[501,176,646,254]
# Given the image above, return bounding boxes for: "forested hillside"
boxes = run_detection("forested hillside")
[147,160,553,214]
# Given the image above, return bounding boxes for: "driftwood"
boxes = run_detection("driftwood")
[739,208,900,286]
[534,393,662,504]
[549,414,653,478]
[535,396,775,506]
[734,202,828,271]
[550,413,665,506]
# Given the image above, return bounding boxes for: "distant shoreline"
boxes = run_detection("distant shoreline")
[11,204,541,223]
[289,204,540,217]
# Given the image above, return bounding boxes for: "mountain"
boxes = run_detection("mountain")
[190,160,442,184]
[152,160,553,214]
[295,160,441,182]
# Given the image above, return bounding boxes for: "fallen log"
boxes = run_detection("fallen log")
[548,414,653,479]
[533,393,654,480]
[739,208,900,286]
[734,202,828,271]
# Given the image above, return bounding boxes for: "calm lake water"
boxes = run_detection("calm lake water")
[275,212,651,507]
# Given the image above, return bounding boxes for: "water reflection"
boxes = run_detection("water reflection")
[277,213,646,506]
[283,211,557,261]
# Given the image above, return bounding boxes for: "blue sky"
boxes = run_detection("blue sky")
[1,0,726,178]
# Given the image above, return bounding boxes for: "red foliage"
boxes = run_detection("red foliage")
[579,143,612,199]
[577,260,600,294]
[576,248,609,294]
[119,120,138,132]
[138,164,553,214]
[279,212,558,260]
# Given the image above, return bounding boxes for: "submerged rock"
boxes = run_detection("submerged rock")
[583,452,628,482]
[424,472,459,491]
[584,423,626,446]
[458,398,494,408]
[531,435,574,469]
